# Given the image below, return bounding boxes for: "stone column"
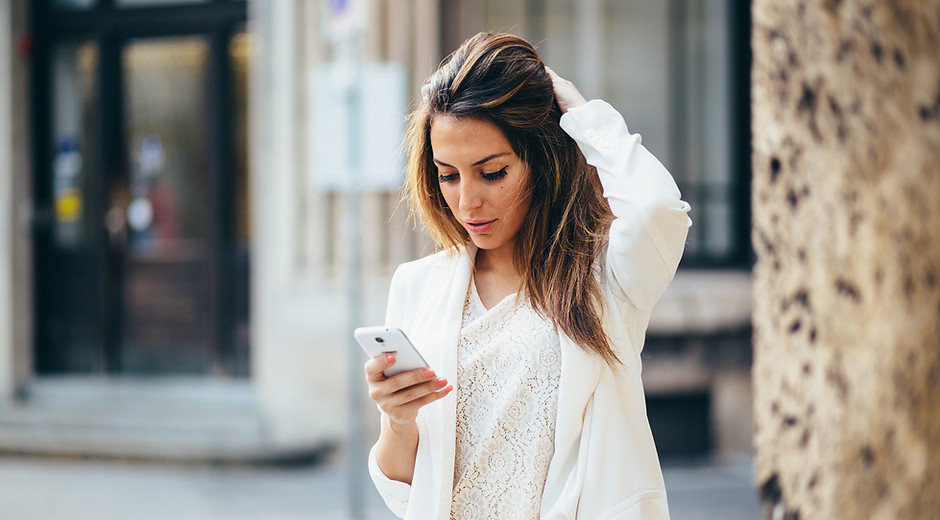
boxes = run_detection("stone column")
[0,0,32,401]
[752,1,940,519]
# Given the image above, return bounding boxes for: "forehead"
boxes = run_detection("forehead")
[429,116,515,162]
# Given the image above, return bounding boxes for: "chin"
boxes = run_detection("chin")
[469,237,496,250]
[469,237,487,249]
[472,239,513,253]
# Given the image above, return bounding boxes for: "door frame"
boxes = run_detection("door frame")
[31,0,248,375]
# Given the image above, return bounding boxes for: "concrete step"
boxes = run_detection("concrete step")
[0,377,334,464]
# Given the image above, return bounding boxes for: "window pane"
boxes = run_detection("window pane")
[602,1,672,158]
[674,0,734,260]
[44,40,103,372]
[484,0,741,264]
[230,27,252,247]
[49,0,97,10]
[485,0,528,37]
[540,0,576,76]
[123,36,208,256]
[116,0,207,7]
[121,36,211,372]
[230,24,252,376]
[51,41,99,250]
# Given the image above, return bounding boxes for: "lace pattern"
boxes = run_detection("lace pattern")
[450,281,562,520]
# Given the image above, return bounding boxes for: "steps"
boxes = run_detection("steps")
[0,377,333,464]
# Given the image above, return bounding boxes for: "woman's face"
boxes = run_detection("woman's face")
[430,115,532,258]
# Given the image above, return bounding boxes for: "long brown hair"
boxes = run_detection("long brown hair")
[404,32,618,364]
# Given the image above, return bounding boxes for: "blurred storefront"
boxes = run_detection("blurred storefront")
[0,0,752,461]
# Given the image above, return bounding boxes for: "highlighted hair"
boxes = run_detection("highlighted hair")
[404,33,618,364]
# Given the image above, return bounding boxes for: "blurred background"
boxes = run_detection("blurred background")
[0,0,758,518]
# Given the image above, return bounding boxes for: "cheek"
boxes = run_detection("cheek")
[439,184,458,211]
[506,181,532,215]
[510,195,532,222]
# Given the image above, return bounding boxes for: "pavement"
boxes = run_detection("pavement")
[0,452,761,520]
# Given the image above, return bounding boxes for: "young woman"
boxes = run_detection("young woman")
[363,32,691,520]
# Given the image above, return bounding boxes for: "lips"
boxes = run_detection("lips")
[465,219,496,234]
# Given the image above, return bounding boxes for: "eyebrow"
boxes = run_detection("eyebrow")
[432,152,511,169]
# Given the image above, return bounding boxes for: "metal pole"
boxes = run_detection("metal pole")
[341,33,366,520]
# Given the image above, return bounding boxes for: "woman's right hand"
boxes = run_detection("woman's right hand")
[364,353,453,427]
[368,354,450,485]
[545,66,587,114]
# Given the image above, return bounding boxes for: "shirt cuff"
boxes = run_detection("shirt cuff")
[368,443,412,517]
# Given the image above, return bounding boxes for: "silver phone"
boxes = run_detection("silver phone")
[354,326,431,377]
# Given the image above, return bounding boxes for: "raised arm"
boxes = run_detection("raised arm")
[549,68,692,310]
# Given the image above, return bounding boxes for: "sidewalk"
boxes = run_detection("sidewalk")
[0,453,760,520]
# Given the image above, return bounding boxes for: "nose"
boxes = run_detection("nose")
[457,177,483,212]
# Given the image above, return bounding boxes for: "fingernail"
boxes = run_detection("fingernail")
[435,378,447,388]
[384,353,395,364]
[422,368,435,378]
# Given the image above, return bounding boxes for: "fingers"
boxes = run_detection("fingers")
[386,381,453,424]
[545,66,569,89]
[364,355,453,424]
[544,65,587,114]
[393,384,453,418]
[364,352,395,382]
[386,376,451,408]
[364,353,435,388]
[372,365,440,399]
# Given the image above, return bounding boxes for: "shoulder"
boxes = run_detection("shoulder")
[390,247,464,289]
[394,248,458,275]
[385,246,469,326]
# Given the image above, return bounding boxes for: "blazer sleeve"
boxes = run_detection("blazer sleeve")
[368,444,411,517]
[560,100,692,311]
[367,265,413,518]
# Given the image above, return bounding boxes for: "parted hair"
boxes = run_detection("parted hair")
[404,32,618,364]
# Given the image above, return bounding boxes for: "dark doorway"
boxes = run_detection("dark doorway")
[647,392,712,457]
[32,1,249,376]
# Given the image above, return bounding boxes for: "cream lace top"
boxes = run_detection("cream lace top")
[450,281,562,520]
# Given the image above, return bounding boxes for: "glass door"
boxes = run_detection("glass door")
[117,36,212,372]
[35,40,105,372]
[34,2,249,375]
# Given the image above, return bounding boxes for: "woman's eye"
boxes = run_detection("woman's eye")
[438,173,458,183]
[482,167,508,181]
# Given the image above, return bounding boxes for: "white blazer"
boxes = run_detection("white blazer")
[368,100,692,519]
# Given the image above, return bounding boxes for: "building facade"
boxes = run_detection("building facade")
[0,0,752,460]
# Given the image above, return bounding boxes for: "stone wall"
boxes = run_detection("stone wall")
[0,0,32,401]
[751,0,940,518]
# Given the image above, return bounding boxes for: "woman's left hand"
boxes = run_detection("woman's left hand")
[546,66,587,114]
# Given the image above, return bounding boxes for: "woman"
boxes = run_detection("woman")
[363,32,691,519]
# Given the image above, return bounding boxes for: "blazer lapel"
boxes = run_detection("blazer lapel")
[427,244,476,520]
[541,330,604,518]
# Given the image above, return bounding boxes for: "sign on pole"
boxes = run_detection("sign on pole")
[323,0,367,42]
[321,1,368,519]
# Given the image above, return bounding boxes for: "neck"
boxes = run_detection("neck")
[474,244,518,277]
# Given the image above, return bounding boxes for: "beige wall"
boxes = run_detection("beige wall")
[249,0,437,443]
[249,0,755,454]
[752,0,940,517]
[0,0,33,401]
[0,0,754,460]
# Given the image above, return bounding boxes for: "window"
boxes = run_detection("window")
[445,0,751,267]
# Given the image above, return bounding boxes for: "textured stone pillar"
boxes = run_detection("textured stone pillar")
[751,1,940,519]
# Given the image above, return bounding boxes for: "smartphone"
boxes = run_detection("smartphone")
[354,326,431,377]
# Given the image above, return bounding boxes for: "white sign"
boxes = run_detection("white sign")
[309,62,407,192]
